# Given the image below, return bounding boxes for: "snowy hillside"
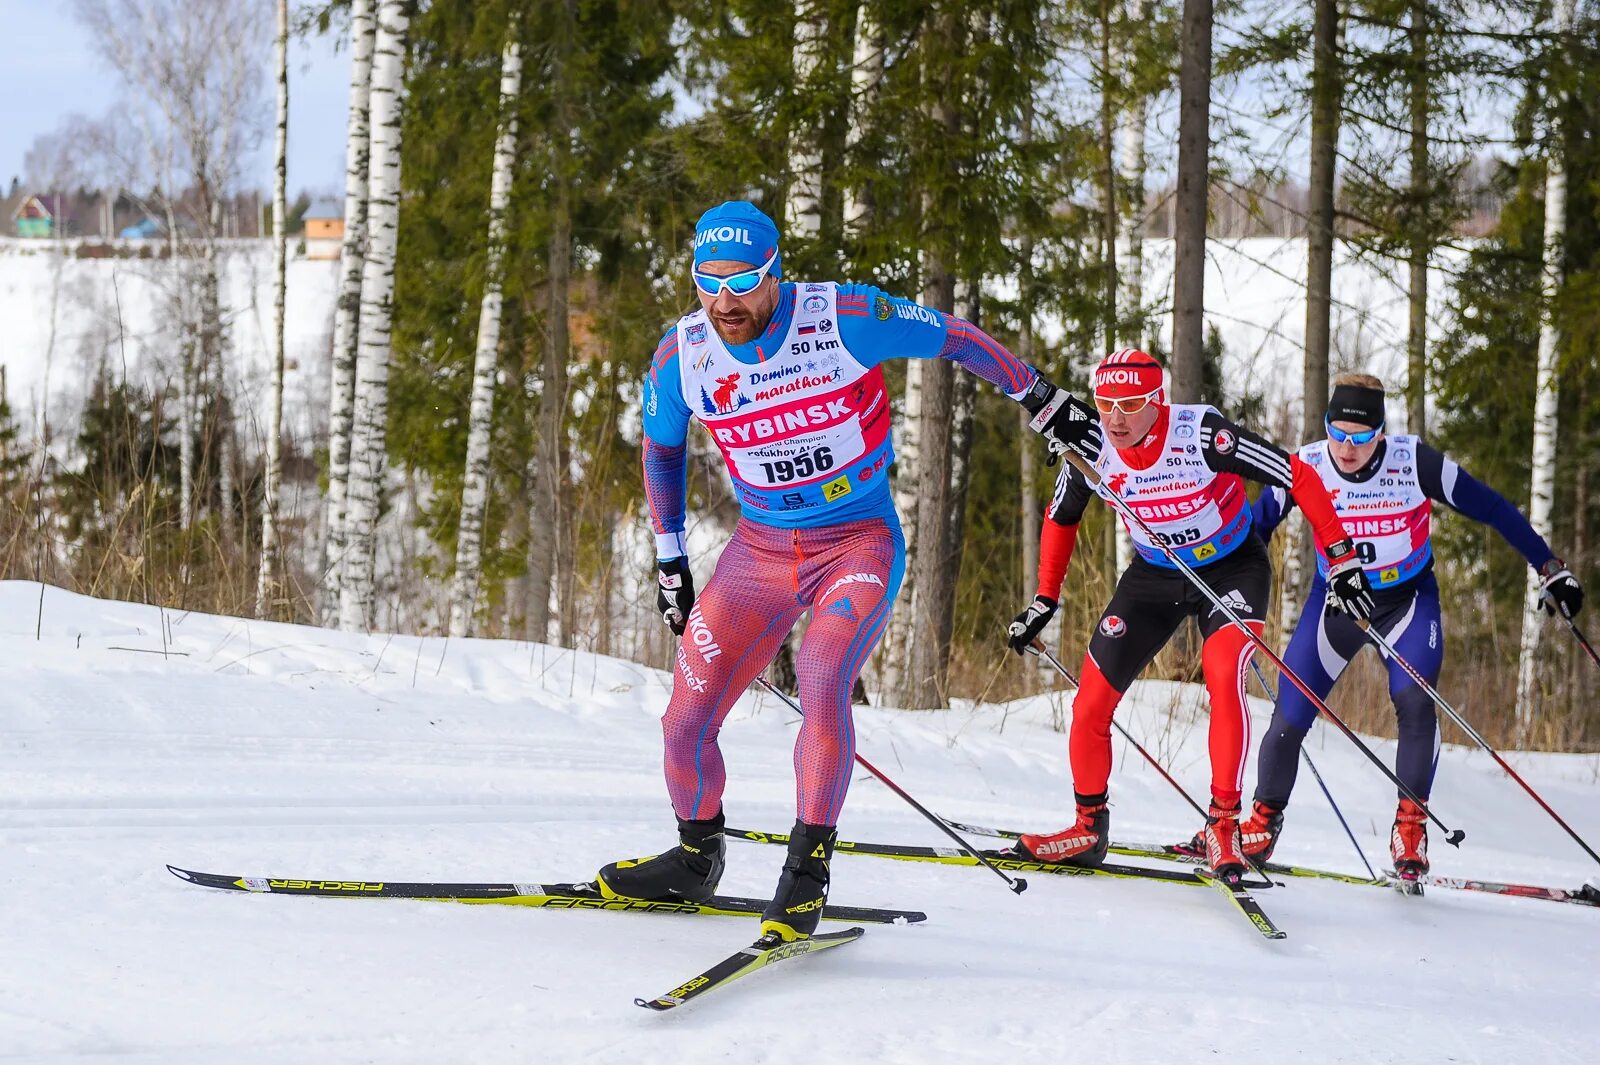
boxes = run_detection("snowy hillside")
[0,237,1464,440]
[2,581,1596,1063]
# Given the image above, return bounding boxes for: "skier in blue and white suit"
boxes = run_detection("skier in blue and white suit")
[1240,372,1583,877]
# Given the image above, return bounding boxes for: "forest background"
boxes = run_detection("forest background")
[1,0,1596,751]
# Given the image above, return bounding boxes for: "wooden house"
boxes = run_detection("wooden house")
[304,198,344,259]
[12,195,55,238]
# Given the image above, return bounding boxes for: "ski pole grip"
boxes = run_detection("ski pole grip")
[1064,450,1100,484]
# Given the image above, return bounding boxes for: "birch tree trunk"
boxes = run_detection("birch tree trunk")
[448,33,523,638]
[1170,0,1211,402]
[257,0,289,618]
[1405,0,1429,435]
[338,0,409,633]
[1114,8,1147,573]
[322,0,376,625]
[843,3,883,232]
[787,0,827,239]
[1516,0,1574,731]
[1098,0,1118,356]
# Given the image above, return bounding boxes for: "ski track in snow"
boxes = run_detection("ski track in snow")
[1,581,1596,1063]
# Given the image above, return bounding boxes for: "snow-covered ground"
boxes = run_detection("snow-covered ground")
[2,581,1596,1063]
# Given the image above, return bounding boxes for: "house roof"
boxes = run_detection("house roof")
[304,197,343,221]
[10,194,54,221]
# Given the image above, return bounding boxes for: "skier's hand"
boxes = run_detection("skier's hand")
[656,556,696,636]
[1020,378,1100,464]
[1007,595,1057,655]
[1323,539,1374,621]
[1538,558,1583,619]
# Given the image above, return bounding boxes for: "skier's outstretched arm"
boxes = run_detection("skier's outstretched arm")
[837,284,1099,460]
[1007,462,1095,653]
[642,328,696,633]
[1418,443,1583,617]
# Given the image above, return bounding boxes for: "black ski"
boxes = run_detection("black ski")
[1193,869,1288,939]
[727,827,1226,889]
[944,818,1600,911]
[943,818,1381,887]
[166,865,925,925]
[635,927,865,1011]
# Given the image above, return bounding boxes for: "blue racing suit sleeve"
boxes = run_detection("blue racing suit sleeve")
[642,327,692,559]
[1252,486,1294,542]
[836,284,1037,397]
[1417,443,1555,569]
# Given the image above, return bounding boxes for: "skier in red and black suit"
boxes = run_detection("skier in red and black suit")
[1004,349,1374,879]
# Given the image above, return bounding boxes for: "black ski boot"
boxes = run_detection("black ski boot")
[760,820,837,942]
[596,812,726,903]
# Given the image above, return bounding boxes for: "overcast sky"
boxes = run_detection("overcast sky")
[0,1,352,198]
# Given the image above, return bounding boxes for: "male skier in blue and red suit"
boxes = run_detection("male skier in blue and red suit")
[598,200,1098,940]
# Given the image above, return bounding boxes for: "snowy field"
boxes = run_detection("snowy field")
[2,580,1597,1064]
[0,236,1465,441]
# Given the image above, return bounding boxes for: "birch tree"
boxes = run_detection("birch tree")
[323,0,376,624]
[843,3,884,232]
[1516,0,1576,730]
[448,31,523,639]
[338,0,409,633]
[73,0,264,537]
[787,0,828,239]
[257,0,289,617]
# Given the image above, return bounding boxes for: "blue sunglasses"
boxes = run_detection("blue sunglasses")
[692,250,778,297]
[1325,416,1384,445]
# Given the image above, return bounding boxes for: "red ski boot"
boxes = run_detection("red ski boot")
[1238,800,1285,861]
[1201,800,1248,882]
[1390,798,1430,891]
[1015,801,1109,867]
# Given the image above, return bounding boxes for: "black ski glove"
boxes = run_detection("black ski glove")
[1007,595,1057,655]
[1323,539,1374,621]
[1538,558,1583,619]
[656,556,696,636]
[1019,377,1100,464]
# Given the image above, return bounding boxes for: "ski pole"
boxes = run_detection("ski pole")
[1059,450,1466,846]
[1026,639,1207,821]
[1358,622,1600,871]
[1247,660,1378,881]
[752,675,1028,894]
[1555,612,1600,673]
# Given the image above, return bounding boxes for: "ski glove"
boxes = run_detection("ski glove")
[1007,595,1057,655]
[1323,539,1374,621]
[657,556,696,636]
[1020,378,1101,464]
[1538,558,1584,619]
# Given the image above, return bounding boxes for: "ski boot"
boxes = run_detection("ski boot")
[1238,800,1286,861]
[1180,799,1282,863]
[761,820,837,942]
[1390,798,1429,894]
[1014,797,1110,867]
[1201,799,1248,883]
[597,812,726,903]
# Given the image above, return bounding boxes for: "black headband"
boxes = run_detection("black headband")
[1326,384,1386,431]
